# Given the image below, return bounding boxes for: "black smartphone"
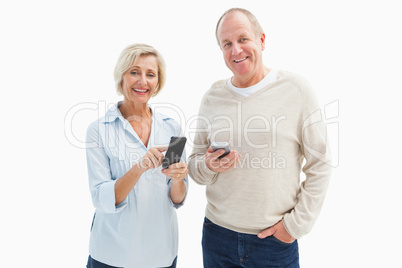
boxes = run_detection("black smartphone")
[162,136,187,169]
[211,142,231,159]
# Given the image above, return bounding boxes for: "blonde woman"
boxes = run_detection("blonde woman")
[86,44,188,268]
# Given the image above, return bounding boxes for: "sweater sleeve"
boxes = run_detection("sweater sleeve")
[187,95,220,185]
[282,80,332,239]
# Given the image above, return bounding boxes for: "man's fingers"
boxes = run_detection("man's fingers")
[219,152,241,168]
[205,150,241,172]
[219,152,236,166]
[206,147,226,159]
[258,227,275,239]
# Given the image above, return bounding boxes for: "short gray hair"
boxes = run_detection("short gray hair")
[215,8,264,46]
[113,43,166,96]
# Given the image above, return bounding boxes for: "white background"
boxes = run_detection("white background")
[1,0,401,267]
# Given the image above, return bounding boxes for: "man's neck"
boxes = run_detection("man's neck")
[231,66,270,88]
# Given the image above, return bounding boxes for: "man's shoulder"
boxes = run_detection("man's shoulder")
[205,79,228,96]
[277,70,308,83]
[196,79,229,112]
[210,79,227,89]
[200,79,228,99]
[277,70,313,92]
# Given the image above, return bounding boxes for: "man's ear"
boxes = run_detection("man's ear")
[260,33,266,50]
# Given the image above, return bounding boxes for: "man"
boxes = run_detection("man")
[188,8,332,268]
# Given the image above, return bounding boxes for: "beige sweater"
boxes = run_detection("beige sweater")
[188,70,331,239]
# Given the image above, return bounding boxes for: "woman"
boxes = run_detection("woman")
[86,44,188,268]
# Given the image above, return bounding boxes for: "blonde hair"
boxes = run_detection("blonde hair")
[113,43,166,96]
[215,8,264,46]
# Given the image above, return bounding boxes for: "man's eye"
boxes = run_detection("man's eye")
[240,38,247,42]
[224,42,231,47]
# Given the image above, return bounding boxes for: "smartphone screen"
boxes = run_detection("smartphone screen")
[162,136,187,169]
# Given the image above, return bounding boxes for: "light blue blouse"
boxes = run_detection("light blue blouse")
[86,102,188,268]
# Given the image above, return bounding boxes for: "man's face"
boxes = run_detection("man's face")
[217,11,265,86]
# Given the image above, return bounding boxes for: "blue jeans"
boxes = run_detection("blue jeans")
[202,217,299,268]
[86,255,177,268]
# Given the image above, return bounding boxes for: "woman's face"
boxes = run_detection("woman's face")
[121,55,159,105]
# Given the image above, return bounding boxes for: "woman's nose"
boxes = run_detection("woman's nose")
[138,75,147,85]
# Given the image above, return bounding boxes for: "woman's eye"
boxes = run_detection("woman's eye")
[130,71,138,75]
[148,73,155,77]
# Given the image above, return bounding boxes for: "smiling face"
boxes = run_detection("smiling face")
[121,55,159,105]
[217,11,266,87]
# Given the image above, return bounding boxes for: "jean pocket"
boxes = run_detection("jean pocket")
[271,235,295,246]
[203,217,219,229]
[204,217,212,225]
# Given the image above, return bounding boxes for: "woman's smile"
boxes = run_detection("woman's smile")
[132,88,149,94]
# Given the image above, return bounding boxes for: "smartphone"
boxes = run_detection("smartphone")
[211,142,231,159]
[162,136,187,169]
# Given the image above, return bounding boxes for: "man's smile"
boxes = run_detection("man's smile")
[234,57,248,63]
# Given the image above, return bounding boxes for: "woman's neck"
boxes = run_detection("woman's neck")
[119,101,152,121]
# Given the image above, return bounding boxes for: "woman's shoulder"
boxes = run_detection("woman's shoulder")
[153,111,183,135]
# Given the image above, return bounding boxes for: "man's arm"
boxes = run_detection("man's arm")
[282,80,332,239]
[187,99,240,184]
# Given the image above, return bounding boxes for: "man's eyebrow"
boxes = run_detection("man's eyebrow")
[238,32,251,39]
[220,31,252,45]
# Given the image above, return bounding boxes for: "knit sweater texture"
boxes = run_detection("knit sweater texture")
[188,70,332,239]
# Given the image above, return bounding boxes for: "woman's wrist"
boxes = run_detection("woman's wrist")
[133,163,147,174]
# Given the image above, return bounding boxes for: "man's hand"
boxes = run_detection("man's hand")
[257,220,295,243]
[205,146,241,172]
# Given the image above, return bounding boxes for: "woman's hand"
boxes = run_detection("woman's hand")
[162,162,188,204]
[137,146,167,172]
[162,161,188,182]
[115,146,167,205]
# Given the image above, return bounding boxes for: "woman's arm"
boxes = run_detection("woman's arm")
[169,179,187,204]
[114,164,144,206]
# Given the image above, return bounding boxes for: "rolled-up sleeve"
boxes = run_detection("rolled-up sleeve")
[86,122,127,213]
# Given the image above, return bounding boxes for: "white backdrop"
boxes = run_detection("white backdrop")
[1,0,401,267]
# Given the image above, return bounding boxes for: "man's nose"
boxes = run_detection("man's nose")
[232,43,242,55]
